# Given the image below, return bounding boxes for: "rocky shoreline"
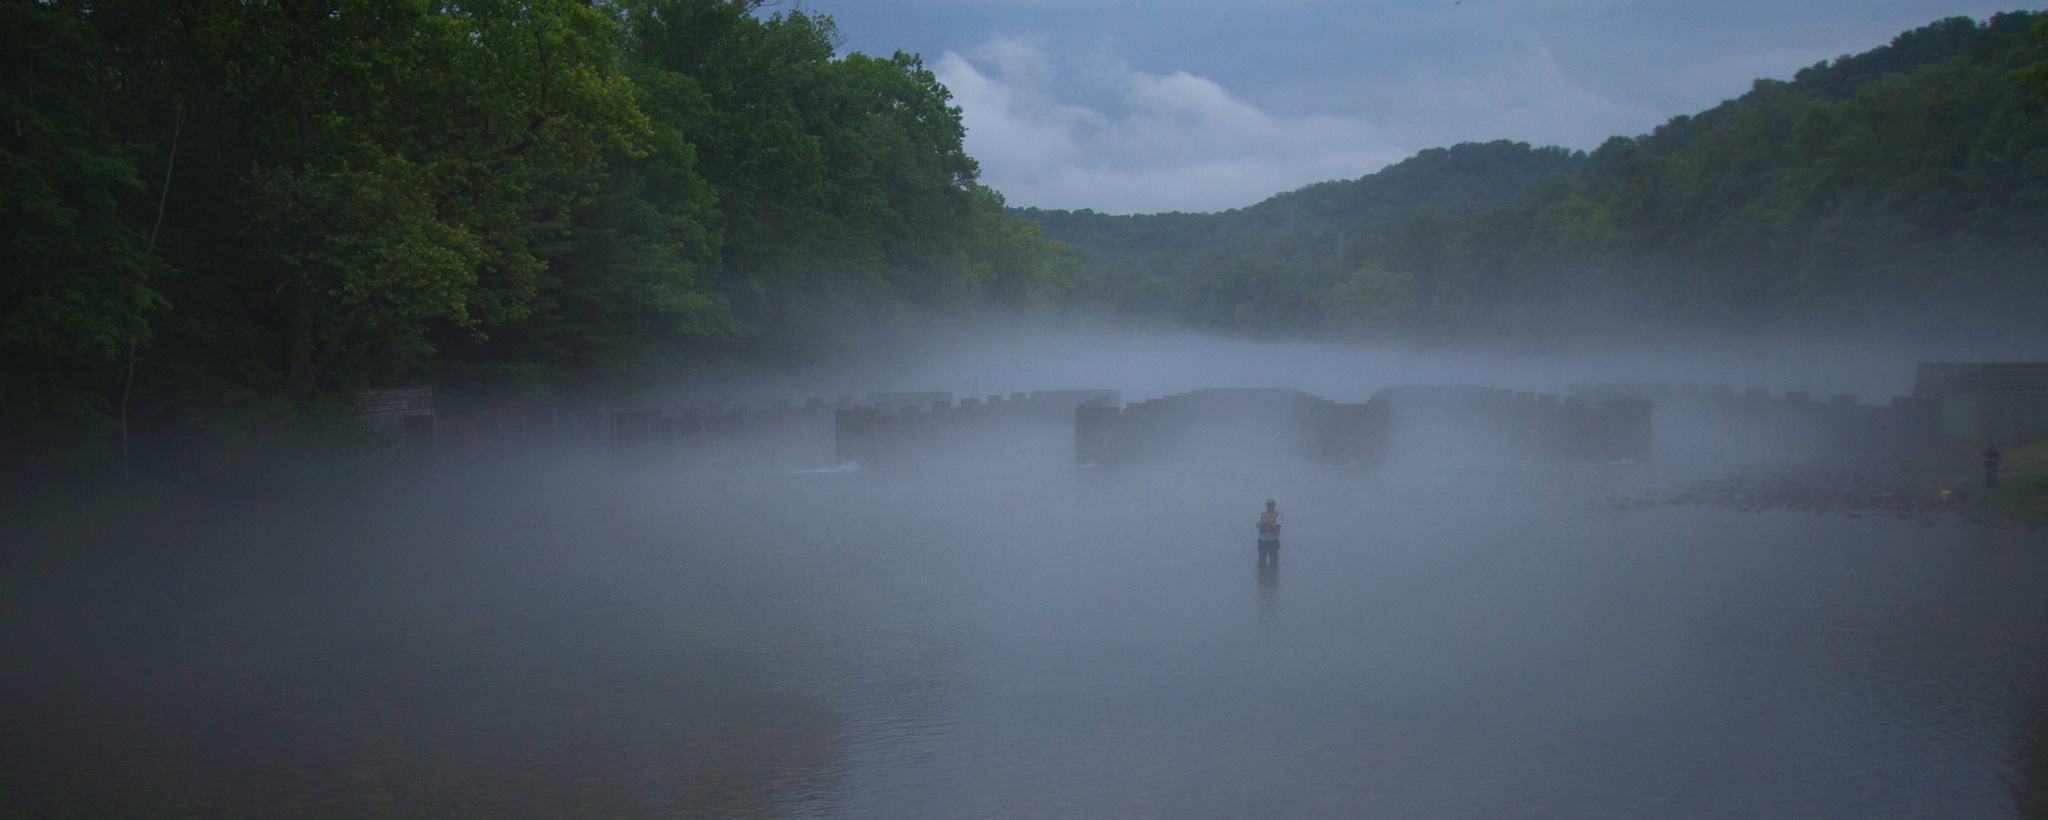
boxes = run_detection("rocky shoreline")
[1593,465,2039,531]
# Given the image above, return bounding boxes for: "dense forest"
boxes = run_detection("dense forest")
[1031,12,2048,342]
[1,0,1082,476]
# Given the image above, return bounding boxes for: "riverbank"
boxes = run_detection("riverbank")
[1985,472,2048,526]
[1594,442,2048,531]
[1923,439,2048,528]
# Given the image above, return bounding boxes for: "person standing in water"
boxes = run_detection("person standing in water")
[1984,444,2002,490]
[1256,499,1282,561]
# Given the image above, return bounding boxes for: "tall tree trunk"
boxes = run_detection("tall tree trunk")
[119,342,134,475]
[287,306,362,397]
[125,104,181,476]
[287,290,314,394]
[149,104,182,248]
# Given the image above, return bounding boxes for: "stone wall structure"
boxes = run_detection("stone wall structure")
[1914,362,2048,445]
[835,390,1119,465]
[1379,386,1654,464]
[1068,386,1656,467]
[1572,382,1941,460]
[1074,388,1389,466]
[423,361,2045,469]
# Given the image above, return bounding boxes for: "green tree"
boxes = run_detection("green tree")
[0,0,166,471]
[218,0,647,398]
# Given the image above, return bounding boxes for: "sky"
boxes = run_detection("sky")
[798,0,2019,214]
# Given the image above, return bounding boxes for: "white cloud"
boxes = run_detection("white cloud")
[1394,36,1660,152]
[936,36,1666,214]
[937,39,1409,214]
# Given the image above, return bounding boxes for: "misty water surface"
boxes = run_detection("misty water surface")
[5,432,2047,818]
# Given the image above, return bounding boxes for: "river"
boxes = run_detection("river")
[4,443,2046,818]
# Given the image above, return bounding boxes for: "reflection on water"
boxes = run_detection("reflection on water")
[2016,694,2048,818]
[4,457,2048,819]
[0,468,948,819]
[1256,550,1279,629]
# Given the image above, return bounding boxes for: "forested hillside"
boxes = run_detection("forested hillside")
[1019,140,1586,281]
[1,0,1081,476]
[1042,12,2048,341]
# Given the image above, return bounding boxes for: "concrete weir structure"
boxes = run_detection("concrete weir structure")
[608,396,839,468]
[1377,386,1653,464]
[1574,383,1933,461]
[833,390,1119,465]
[1072,386,1652,468]
[1914,362,2048,444]
[1075,388,1389,466]
[1567,363,2048,461]
[588,362,2044,469]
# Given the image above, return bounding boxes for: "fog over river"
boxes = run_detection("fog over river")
[5,337,2048,819]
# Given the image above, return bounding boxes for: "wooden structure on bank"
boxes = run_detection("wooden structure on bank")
[355,387,436,447]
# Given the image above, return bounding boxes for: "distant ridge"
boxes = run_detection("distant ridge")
[1016,140,1584,278]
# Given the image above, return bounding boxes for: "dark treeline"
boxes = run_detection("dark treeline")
[1029,12,2048,342]
[2,0,1082,477]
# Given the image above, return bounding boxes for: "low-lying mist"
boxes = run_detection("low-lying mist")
[677,322,2043,412]
[6,324,2047,819]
